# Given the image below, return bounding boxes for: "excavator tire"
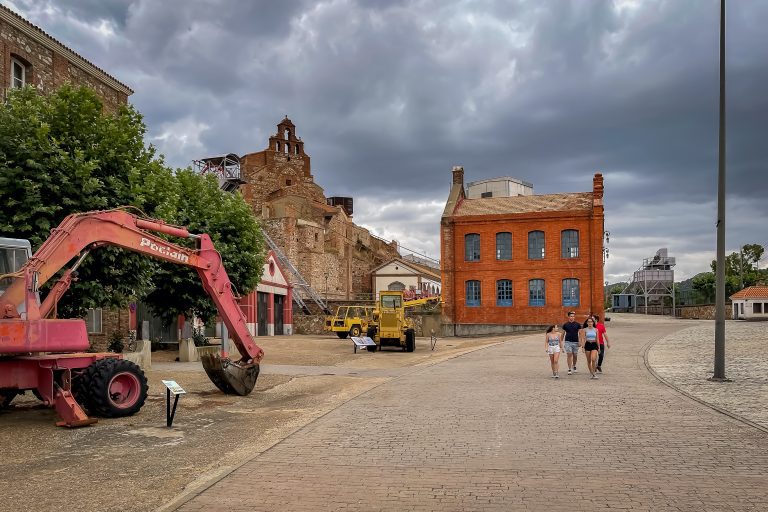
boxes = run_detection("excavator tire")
[336,332,348,339]
[201,352,260,396]
[405,329,415,352]
[79,358,148,418]
[349,325,361,338]
[1,388,19,409]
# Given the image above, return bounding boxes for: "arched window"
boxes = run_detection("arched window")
[528,231,545,259]
[496,279,512,306]
[528,279,545,306]
[561,229,579,258]
[466,280,481,307]
[465,233,480,261]
[562,279,580,307]
[388,281,406,291]
[275,141,281,152]
[295,145,300,155]
[496,232,512,260]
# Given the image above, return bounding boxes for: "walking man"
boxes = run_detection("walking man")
[594,314,610,373]
[562,311,581,375]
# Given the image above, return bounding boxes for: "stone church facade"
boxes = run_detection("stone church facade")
[239,117,400,303]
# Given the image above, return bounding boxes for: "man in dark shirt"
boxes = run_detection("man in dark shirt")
[562,311,582,375]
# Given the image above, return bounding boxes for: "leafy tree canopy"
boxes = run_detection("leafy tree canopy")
[691,243,767,301]
[0,86,263,321]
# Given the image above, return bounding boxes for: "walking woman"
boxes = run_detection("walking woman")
[580,317,600,379]
[544,325,564,378]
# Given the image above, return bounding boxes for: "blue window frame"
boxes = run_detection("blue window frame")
[561,229,579,258]
[465,233,480,261]
[466,280,481,307]
[528,231,545,260]
[562,279,580,307]
[529,279,545,306]
[496,232,512,260]
[496,280,513,306]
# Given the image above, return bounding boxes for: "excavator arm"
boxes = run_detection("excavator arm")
[0,208,263,395]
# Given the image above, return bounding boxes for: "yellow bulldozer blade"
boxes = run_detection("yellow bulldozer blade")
[200,352,260,396]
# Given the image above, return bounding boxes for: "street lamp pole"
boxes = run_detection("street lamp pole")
[712,0,728,381]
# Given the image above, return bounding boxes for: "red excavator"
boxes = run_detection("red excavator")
[0,208,264,427]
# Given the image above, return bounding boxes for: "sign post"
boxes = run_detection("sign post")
[161,379,186,427]
[351,336,377,353]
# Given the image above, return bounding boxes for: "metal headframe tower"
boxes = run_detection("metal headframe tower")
[618,248,676,315]
[192,153,245,193]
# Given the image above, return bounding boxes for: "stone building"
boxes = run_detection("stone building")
[238,117,400,304]
[440,166,605,336]
[1,4,132,111]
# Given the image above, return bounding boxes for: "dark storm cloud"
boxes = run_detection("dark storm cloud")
[4,0,767,279]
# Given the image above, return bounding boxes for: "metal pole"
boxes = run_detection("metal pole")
[713,0,727,381]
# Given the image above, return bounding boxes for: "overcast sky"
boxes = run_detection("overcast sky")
[5,0,766,282]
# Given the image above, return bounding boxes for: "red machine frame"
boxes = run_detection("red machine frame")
[1,209,264,426]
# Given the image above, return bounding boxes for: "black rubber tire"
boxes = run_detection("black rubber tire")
[1,389,19,409]
[79,358,149,418]
[336,332,348,339]
[349,325,361,337]
[405,329,415,352]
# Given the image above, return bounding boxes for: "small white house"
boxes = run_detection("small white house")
[730,285,768,320]
[371,257,441,300]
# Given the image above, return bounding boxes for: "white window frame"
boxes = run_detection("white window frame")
[10,58,26,89]
[85,308,103,334]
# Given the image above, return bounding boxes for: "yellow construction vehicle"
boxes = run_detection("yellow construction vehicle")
[365,290,418,352]
[324,305,375,339]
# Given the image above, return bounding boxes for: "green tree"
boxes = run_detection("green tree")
[708,244,766,292]
[142,170,265,325]
[0,85,263,320]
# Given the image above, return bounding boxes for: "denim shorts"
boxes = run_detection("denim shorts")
[564,341,580,354]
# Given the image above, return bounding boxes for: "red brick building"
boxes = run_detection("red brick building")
[1,4,132,111]
[440,166,605,335]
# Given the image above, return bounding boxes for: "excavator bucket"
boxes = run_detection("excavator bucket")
[200,352,260,396]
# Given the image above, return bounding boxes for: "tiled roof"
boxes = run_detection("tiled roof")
[0,4,133,95]
[730,285,768,300]
[453,192,593,217]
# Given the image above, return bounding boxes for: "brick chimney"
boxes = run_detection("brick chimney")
[593,173,604,200]
[452,166,464,185]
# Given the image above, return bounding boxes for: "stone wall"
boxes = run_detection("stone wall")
[678,304,733,320]
[88,307,131,351]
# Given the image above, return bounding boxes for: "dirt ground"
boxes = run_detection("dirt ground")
[0,332,517,512]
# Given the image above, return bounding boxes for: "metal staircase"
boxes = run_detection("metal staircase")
[262,231,331,315]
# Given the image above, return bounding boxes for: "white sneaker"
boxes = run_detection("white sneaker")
[555,373,560,379]
[567,369,572,375]
[572,366,577,373]
[591,374,599,380]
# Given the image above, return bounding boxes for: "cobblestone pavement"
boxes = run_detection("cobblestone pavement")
[169,316,768,511]
[647,316,768,430]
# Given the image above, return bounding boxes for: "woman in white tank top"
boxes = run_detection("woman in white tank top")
[544,324,564,378]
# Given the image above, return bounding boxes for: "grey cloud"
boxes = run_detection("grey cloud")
[6,0,768,279]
